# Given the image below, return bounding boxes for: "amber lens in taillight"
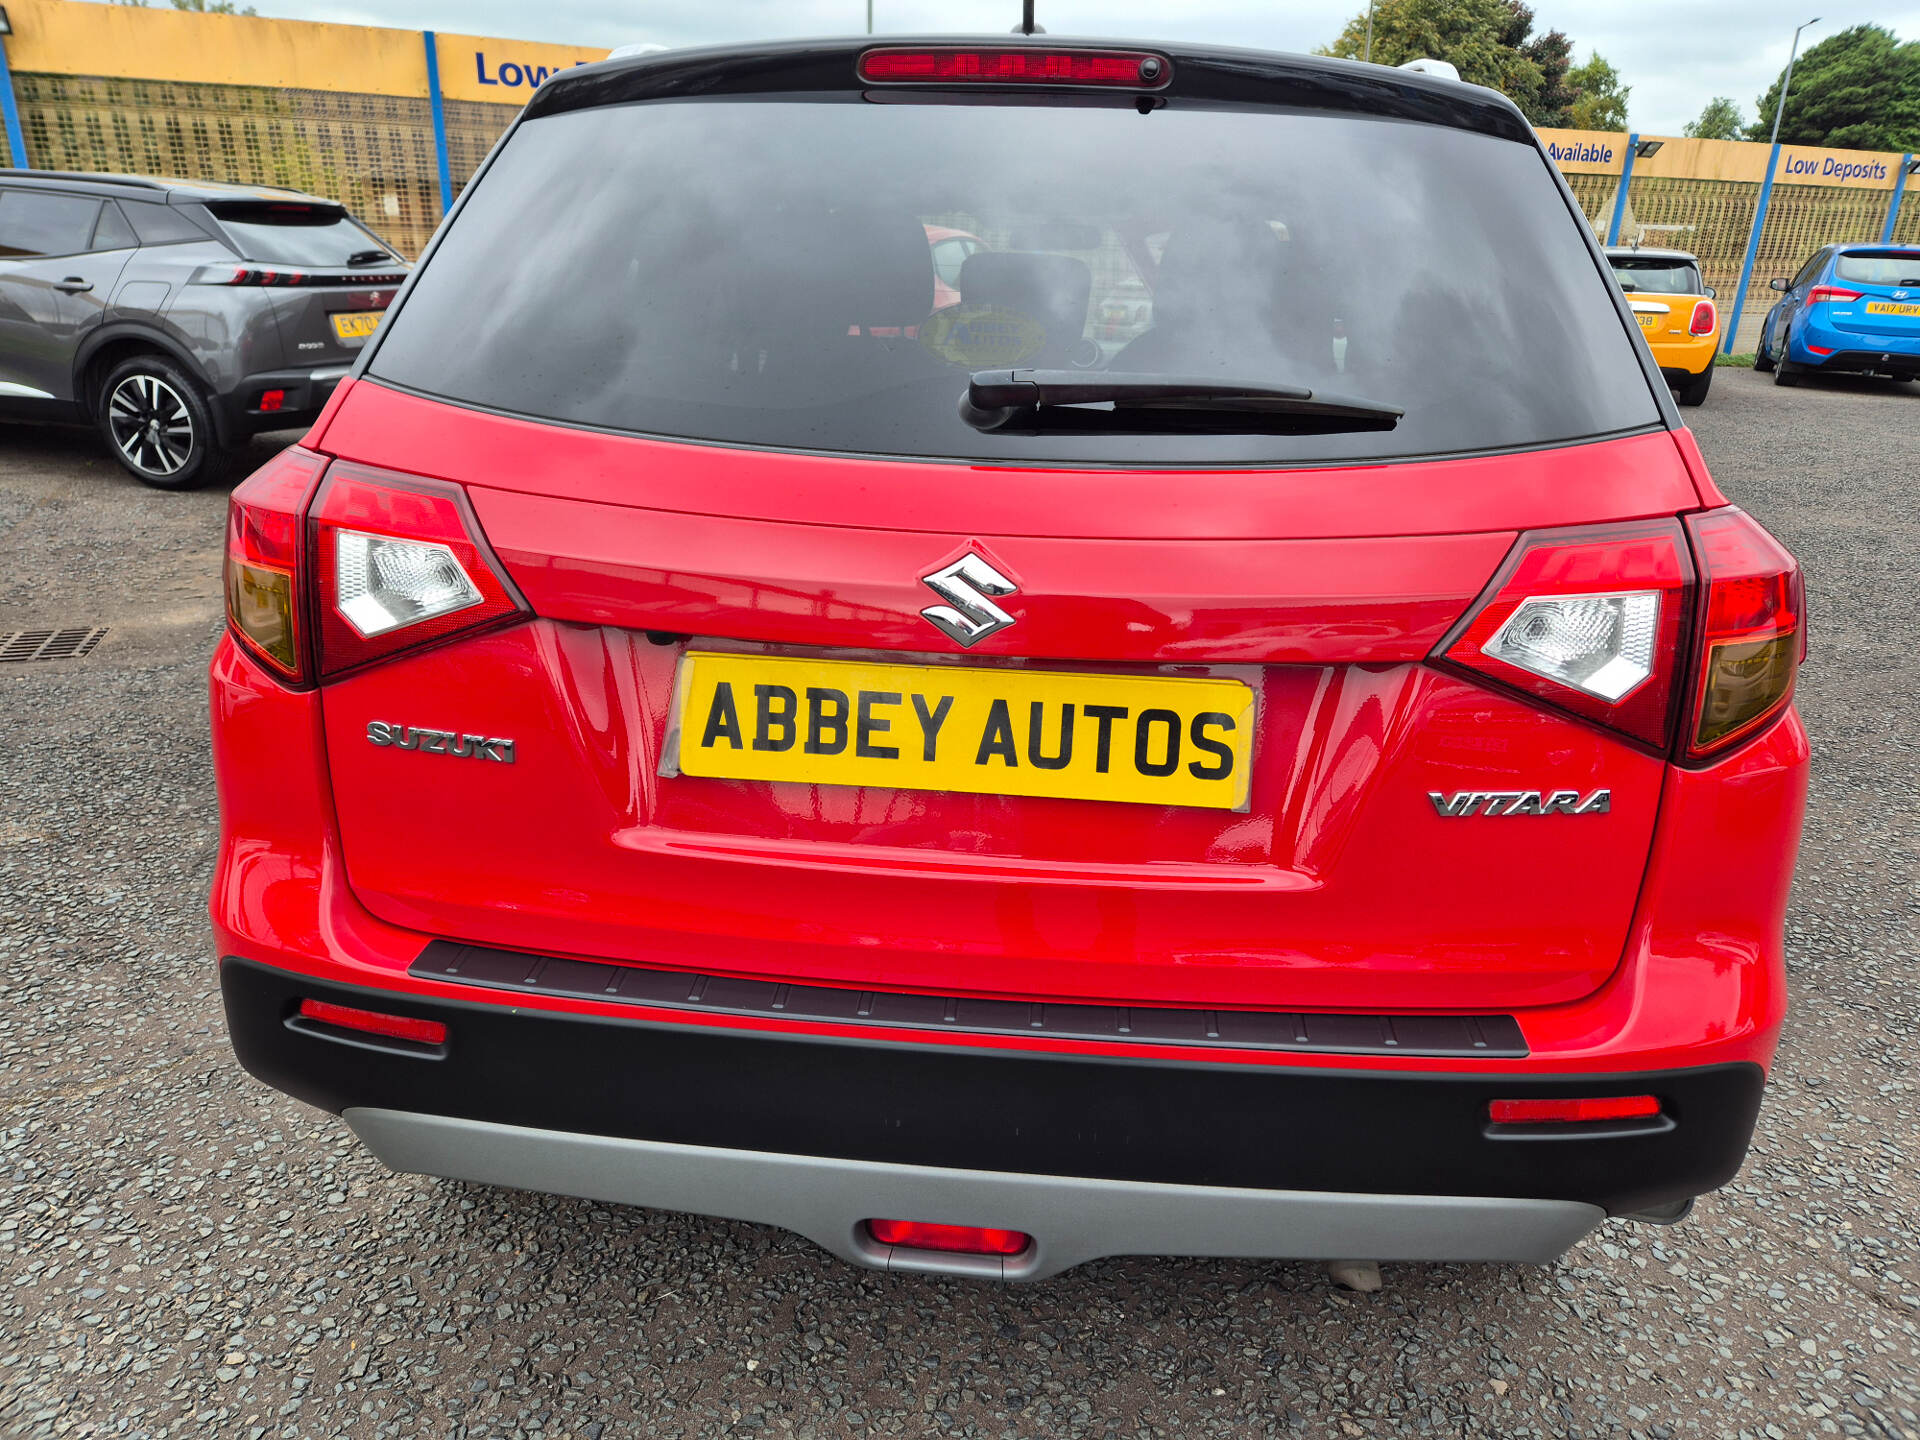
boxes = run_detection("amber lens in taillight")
[224,448,326,682]
[1685,508,1803,760]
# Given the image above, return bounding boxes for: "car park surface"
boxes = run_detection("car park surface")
[2,368,1915,1437]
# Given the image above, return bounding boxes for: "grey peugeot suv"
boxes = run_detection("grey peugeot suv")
[0,171,408,489]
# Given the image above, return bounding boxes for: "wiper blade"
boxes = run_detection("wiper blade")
[961,369,1402,435]
[347,249,396,267]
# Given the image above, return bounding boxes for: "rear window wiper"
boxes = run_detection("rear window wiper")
[347,249,397,266]
[961,370,1403,435]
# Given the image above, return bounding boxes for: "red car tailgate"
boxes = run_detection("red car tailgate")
[311,383,1691,1012]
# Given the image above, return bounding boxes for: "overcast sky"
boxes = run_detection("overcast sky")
[247,0,1920,139]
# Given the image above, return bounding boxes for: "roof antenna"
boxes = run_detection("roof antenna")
[1020,0,1035,35]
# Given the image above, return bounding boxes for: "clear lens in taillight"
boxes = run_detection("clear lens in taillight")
[1688,300,1716,336]
[224,447,326,683]
[1482,591,1661,701]
[1806,286,1861,306]
[333,530,484,638]
[311,463,528,677]
[1439,519,1692,750]
[1684,508,1803,761]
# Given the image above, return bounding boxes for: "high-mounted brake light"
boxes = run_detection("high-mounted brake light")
[858,47,1170,88]
[865,1220,1032,1256]
[1806,286,1861,306]
[224,447,326,682]
[1688,299,1717,336]
[1438,519,1692,750]
[1489,1095,1660,1125]
[310,463,528,678]
[1683,508,1802,760]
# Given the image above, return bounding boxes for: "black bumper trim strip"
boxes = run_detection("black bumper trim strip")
[408,939,1530,1059]
[221,956,1768,1215]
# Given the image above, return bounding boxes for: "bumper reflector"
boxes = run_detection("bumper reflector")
[1489,1095,1659,1124]
[866,1219,1032,1256]
[297,998,447,1047]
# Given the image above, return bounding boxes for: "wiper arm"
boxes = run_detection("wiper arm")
[961,369,1403,435]
[347,249,396,267]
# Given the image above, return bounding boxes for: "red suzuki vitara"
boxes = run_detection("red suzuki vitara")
[213,38,1808,1280]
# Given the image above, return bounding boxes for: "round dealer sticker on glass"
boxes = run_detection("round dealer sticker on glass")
[919,304,1047,367]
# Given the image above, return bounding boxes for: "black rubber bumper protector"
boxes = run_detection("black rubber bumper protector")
[410,939,1530,1059]
[221,955,1766,1217]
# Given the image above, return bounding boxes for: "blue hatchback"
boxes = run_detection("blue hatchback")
[1756,244,1920,386]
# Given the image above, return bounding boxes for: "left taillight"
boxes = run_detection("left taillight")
[1437,518,1693,751]
[1688,299,1717,336]
[310,462,528,678]
[224,447,326,684]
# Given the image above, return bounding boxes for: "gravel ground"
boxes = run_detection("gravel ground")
[2,369,1917,1440]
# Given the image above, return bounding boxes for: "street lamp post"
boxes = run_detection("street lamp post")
[1768,17,1820,145]
[1364,0,1374,63]
[1725,17,1820,355]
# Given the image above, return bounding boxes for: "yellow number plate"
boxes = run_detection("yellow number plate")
[329,310,384,341]
[668,652,1255,810]
[1636,313,1660,329]
[1864,301,1920,317]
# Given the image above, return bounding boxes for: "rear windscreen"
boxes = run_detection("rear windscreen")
[369,98,1661,465]
[207,201,395,267]
[1834,251,1920,287]
[1610,259,1700,295]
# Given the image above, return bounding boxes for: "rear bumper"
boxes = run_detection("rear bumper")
[1800,348,1920,377]
[216,365,353,438]
[224,953,1762,1273]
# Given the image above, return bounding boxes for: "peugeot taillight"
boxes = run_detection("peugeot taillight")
[1683,507,1803,760]
[223,447,326,683]
[1806,286,1861,306]
[1688,299,1717,336]
[309,463,528,678]
[1438,519,1693,750]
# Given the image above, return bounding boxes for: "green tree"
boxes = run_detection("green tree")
[1746,25,1920,150]
[1321,0,1577,125]
[1565,52,1630,130]
[1684,96,1746,140]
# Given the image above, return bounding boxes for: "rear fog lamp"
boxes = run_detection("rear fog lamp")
[1489,1095,1660,1125]
[296,998,447,1047]
[257,388,286,413]
[865,1220,1032,1256]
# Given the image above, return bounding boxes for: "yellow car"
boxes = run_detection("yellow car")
[1606,246,1719,406]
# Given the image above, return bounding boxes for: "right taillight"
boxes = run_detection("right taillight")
[1438,519,1693,750]
[1683,507,1803,761]
[1688,299,1717,336]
